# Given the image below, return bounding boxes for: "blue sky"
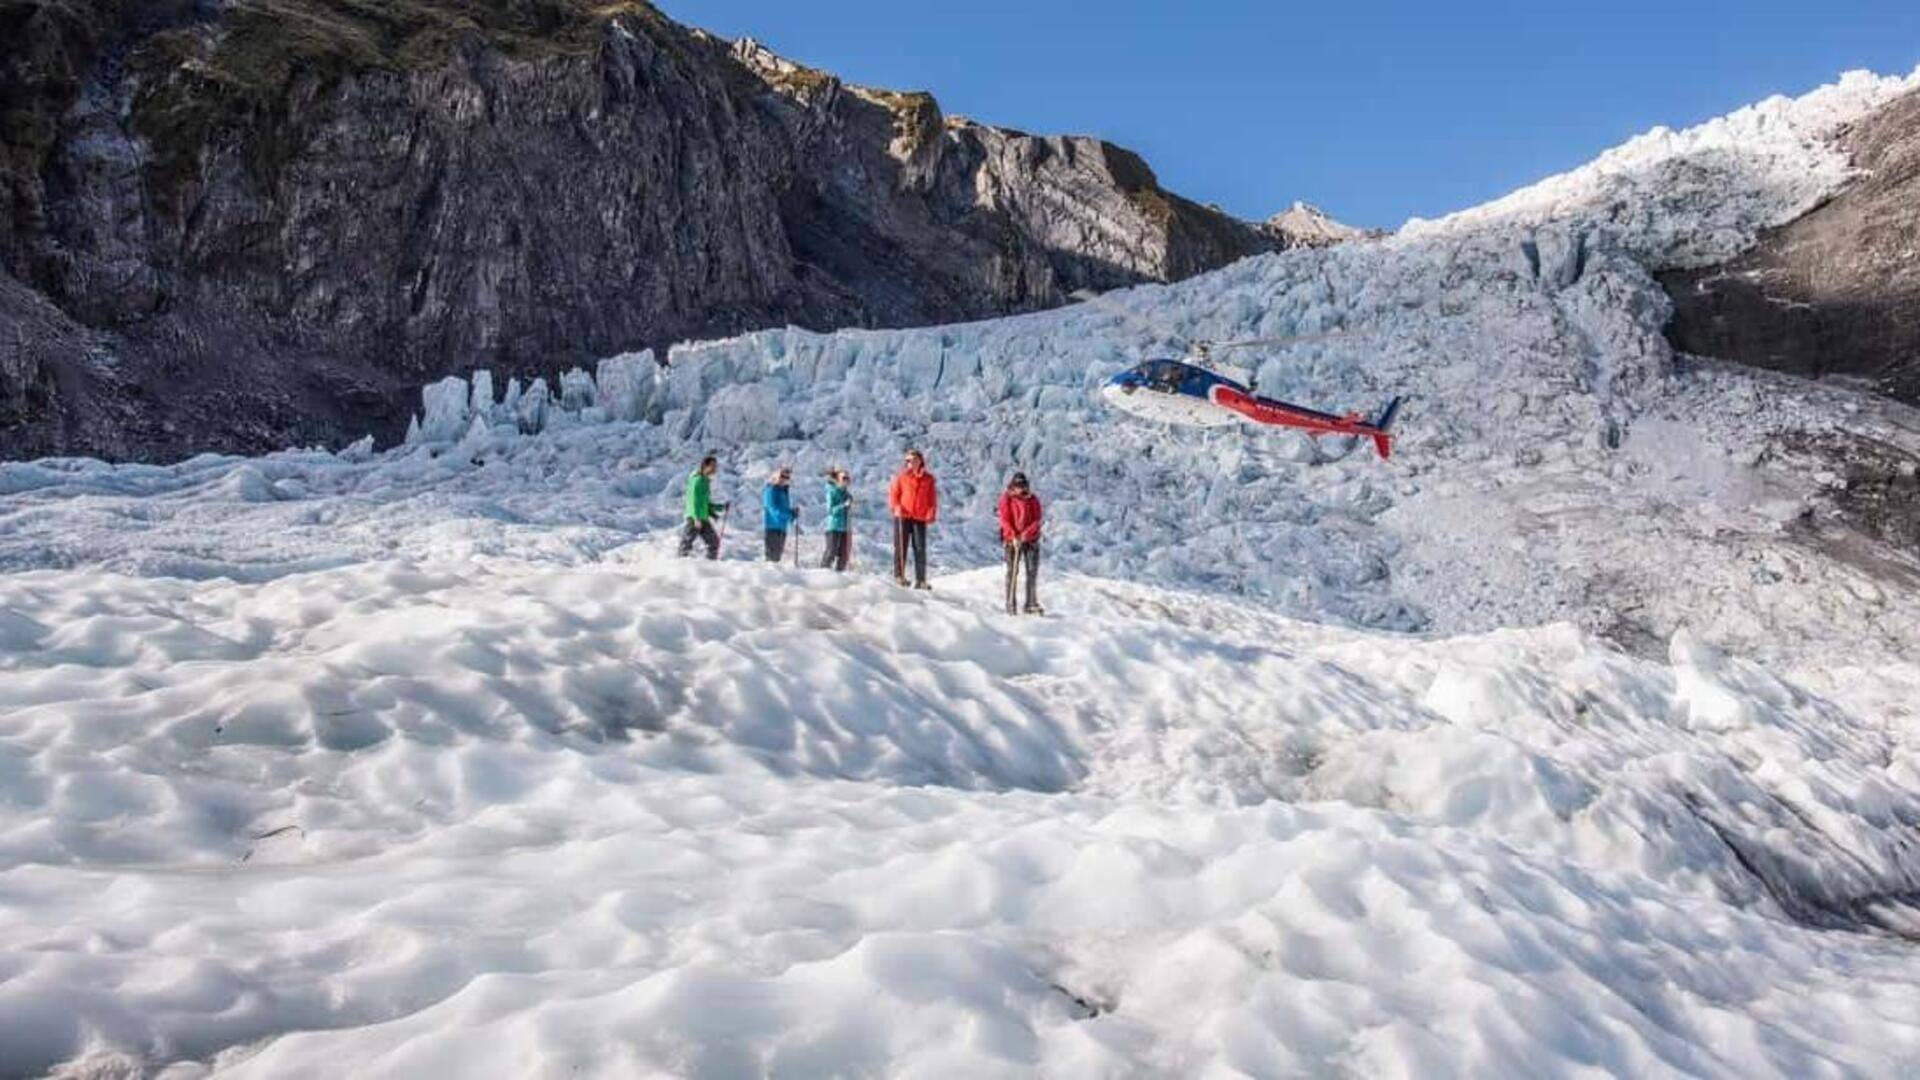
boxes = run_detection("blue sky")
[659,1,1920,228]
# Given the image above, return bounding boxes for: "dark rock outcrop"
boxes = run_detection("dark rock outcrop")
[0,0,1291,461]
[1660,88,1920,402]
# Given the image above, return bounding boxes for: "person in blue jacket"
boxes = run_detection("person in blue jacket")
[762,465,799,563]
[820,467,852,571]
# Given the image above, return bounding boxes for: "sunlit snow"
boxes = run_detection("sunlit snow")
[5,69,1920,1078]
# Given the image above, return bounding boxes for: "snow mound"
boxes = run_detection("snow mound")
[3,559,1920,1076]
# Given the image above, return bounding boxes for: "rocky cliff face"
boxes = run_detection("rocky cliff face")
[1658,85,1920,553]
[0,0,1294,462]
[1660,87,1920,402]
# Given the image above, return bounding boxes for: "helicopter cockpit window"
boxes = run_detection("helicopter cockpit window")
[1145,361,1183,392]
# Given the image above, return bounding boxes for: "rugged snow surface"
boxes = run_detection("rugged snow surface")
[6,69,1920,1078]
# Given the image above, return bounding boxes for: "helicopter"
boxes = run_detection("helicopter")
[1101,336,1402,460]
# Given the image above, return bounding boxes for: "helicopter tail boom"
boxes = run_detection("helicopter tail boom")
[1211,386,1402,460]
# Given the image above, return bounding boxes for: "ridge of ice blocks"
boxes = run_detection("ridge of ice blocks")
[353,65,1920,674]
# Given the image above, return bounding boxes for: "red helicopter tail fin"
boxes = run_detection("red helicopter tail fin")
[1370,396,1402,460]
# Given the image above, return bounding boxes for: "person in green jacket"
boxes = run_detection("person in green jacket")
[820,467,852,571]
[677,455,729,559]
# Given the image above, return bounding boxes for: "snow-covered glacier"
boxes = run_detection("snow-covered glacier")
[4,70,1920,1078]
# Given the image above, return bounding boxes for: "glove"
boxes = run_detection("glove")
[712,502,729,514]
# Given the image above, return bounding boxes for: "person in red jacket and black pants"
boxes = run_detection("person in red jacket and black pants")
[998,471,1044,615]
[889,448,938,589]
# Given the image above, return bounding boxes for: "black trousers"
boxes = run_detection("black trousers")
[764,529,788,563]
[893,518,928,584]
[1004,541,1040,610]
[821,530,851,571]
[679,518,718,559]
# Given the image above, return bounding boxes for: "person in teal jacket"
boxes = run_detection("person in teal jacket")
[820,467,852,571]
[762,465,799,563]
[677,456,728,559]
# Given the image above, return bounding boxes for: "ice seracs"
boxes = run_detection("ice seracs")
[413,375,471,444]
[376,64,1920,669]
[595,350,653,424]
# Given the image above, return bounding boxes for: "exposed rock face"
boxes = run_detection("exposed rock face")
[0,1,1290,461]
[1660,88,1920,402]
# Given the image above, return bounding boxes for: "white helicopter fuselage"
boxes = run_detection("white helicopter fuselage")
[1099,379,1243,428]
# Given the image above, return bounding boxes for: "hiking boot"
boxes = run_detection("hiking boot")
[1024,602,1045,615]
[913,581,932,590]
[894,575,910,587]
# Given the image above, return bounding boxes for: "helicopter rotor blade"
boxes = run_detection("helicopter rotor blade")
[1203,330,1371,352]
[1064,285,1372,357]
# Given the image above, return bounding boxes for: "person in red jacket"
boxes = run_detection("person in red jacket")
[888,448,938,588]
[997,471,1044,615]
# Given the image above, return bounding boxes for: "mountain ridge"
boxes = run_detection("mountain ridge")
[0,0,1327,462]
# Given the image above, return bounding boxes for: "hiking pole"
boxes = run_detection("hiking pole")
[1016,540,1027,612]
[791,523,802,569]
[715,505,731,559]
[1006,540,1022,614]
